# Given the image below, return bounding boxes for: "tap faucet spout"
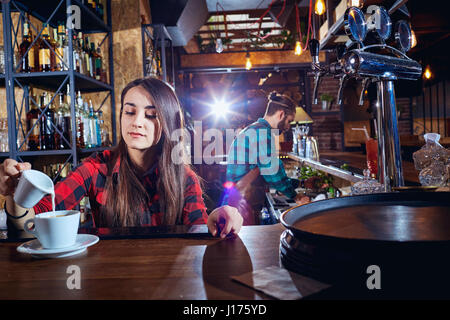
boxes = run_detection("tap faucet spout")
[337,74,349,105]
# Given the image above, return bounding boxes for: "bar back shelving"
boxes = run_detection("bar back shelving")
[1,0,116,183]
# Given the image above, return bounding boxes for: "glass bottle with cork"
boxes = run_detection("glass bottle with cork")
[39,92,56,150]
[76,91,85,148]
[55,22,65,71]
[92,43,102,81]
[55,91,71,149]
[26,88,41,150]
[39,23,53,72]
[19,19,35,72]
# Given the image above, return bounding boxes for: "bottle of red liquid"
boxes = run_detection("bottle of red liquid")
[366,138,378,177]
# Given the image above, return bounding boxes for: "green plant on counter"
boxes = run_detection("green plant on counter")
[320,93,334,103]
[298,166,334,189]
[340,163,350,171]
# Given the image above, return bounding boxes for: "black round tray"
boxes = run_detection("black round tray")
[279,192,450,298]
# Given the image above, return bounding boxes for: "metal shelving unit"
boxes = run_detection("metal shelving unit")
[1,0,116,180]
[141,24,175,88]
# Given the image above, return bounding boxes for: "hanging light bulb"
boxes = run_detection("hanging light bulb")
[315,0,326,15]
[410,29,417,49]
[294,41,303,56]
[423,65,432,80]
[245,52,252,70]
[215,38,224,53]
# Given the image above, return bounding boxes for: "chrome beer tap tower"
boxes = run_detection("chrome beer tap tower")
[309,6,422,192]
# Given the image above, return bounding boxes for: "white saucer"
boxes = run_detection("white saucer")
[17,234,99,259]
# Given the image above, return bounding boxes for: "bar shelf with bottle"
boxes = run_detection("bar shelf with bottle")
[18,86,111,154]
[14,18,110,83]
[1,0,115,174]
[13,71,112,92]
[142,24,175,88]
[4,0,110,32]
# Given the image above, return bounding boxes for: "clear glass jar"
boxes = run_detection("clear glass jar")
[351,169,384,195]
[419,154,449,187]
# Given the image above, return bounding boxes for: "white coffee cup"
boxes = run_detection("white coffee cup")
[23,210,80,249]
[14,169,54,209]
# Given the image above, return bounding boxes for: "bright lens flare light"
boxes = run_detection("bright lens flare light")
[424,66,432,80]
[211,99,230,118]
[315,0,325,15]
[294,41,303,56]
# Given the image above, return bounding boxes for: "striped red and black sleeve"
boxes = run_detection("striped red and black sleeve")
[182,167,208,225]
[33,154,102,214]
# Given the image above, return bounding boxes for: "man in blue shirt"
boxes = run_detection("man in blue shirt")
[224,91,299,224]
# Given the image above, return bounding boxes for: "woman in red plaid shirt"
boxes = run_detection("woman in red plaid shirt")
[1,77,242,238]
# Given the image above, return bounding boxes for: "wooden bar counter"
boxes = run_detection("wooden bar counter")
[0,224,286,300]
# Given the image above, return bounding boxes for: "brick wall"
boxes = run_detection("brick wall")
[310,77,341,113]
[307,78,413,152]
[309,77,343,151]
[397,97,412,136]
[311,114,343,151]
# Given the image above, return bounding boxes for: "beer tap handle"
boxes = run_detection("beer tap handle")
[309,39,323,104]
[359,78,371,106]
[337,74,349,106]
[312,72,322,105]
[309,39,320,67]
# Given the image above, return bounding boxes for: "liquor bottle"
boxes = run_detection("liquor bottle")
[26,91,41,150]
[55,23,65,71]
[39,24,52,72]
[97,45,107,83]
[19,20,35,72]
[81,37,91,76]
[55,94,64,149]
[97,110,105,146]
[56,93,71,149]
[93,44,102,81]
[89,100,101,147]
[62,29,70,70]
[95,110,102,147]
[62,92,72,149]
[94,0,101,18]
[72,33,80,73]
[81,100,89,148]
[84,36,92,77]
[29,15,40,72]
[91,42,100,80]
[50,28,58,71]
[82,101,91,147]
[97,0,104,21]
[76,91,85,148]
[76,32,83,74]
[39,92,55,150]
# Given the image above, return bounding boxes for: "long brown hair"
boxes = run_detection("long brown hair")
[100,77,187,227]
